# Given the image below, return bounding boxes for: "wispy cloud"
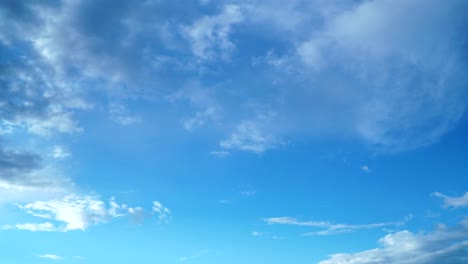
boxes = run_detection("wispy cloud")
[3,222,57,232]
[251,231,262,236]
[220,120,283,154]
[152,201,171,223]
[167,83,221,132]
[108,103,141,126]
[51,146,71,160]
[264,215,412,236]
[183,107,217,131]
[251,231,281,240]
[37,254,62,260]
[240,189,256,197]
[360,165,370,172]
[210,150,230,158]
[432,192,468,209]
[295,0,468,151]
[179,250,208,261]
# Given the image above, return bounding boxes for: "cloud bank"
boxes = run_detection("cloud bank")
[1,0,467,156]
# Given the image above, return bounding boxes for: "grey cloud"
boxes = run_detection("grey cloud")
[0,44,79,193]
[0,152,69,193]
[0,148,41,174]
[0,0,60,43]
[0,43,82,136]
[0,148,46,197]
[18,0,202,89]
[0,53,50,121]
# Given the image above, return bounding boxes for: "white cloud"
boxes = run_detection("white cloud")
[110,115,141,126]
[3,222,57,232]
[432,192,468,209]
[51,146,71,160]
[210,150,230,158]
[108,103,141,126]
[167,83,221,132]
[318,221,468,264]
[251,231,281,239]
[361,165,370,172]
[19,194,109,231]
[2,0,466,157]
[265,215,411,236]
[127,206,145,224]
[265,217,330,227]
[220,121,283,154]
[0,120,14,135]
[25,107,82,137]
[183,4,243,60]
[152,201,171,223]
[251,231,262,236]
[183,107,217,131]
[240,189,256,197]
[37,254,63,260]
[241,0,344,34]
[6,194,153,231]
[252,50,297,75]
[297,38,328,71]
[294,0,468,151]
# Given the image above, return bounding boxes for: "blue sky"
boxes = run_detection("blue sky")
[1,0,468,263]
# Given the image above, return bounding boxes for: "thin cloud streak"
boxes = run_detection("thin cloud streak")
[264,215,412,236]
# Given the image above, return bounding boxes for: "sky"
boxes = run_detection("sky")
[1,0,468,263]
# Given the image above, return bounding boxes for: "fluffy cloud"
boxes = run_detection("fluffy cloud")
[108,103,141,126]
[182,4,243,60]
[2,194,168,231]
[265,215,411,236]
[318,221,468,264]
